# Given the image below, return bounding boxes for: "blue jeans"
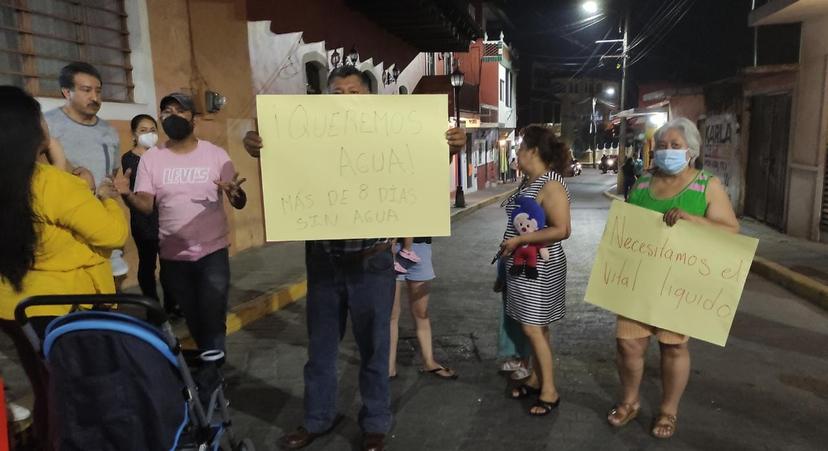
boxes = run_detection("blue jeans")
[303,242,396,434]
[160,248,230,351]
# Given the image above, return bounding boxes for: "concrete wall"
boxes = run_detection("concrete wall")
[668,94,705,123]
[787,14,828,240]
[145,0,263,257]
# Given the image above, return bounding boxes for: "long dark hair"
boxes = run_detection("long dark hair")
[521,124,569,175]
[0,86,44,292]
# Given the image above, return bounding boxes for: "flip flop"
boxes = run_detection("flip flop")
[529,397,561,417]
[510,383,540,399]
[421,366,458,380]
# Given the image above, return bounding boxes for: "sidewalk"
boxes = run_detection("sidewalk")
[173,181,520,342]
[603,187,828,310]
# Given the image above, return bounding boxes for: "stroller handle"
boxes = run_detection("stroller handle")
[15,294,168,326]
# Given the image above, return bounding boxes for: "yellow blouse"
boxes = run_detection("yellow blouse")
[0,163,128,319]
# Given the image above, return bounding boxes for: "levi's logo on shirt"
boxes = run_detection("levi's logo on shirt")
[163,167,210,185]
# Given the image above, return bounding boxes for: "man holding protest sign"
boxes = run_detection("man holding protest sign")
[604,118,740,439]
[243,65,466,451]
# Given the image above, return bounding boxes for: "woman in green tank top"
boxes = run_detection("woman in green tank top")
[607,118,739,439]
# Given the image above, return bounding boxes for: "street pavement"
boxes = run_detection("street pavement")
[217,169,828,450]
[2,170,826,450]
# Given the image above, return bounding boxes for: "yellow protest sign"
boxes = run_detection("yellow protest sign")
[585,201,759,346]
[255,95,450,241]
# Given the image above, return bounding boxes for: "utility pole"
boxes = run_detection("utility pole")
[616,1,631,195]
[592,96,598,168]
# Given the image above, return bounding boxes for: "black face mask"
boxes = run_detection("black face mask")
[162,115,192,140]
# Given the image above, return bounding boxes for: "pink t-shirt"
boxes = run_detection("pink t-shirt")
[134,140,235,261]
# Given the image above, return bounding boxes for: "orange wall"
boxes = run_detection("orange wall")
[480,62,499,107]
[117,0,263,288]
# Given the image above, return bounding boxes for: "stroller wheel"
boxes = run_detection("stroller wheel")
[232,438,255,451]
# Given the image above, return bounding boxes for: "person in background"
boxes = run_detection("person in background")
[622,156,636,201]
[0,86,128,450]
[121,114,181,317]
[509,156,518,182]
[494,254,532,380]
[608,117,739,439]
[119,93,247,352]
[43,61,128,290]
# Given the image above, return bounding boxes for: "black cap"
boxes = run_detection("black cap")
[160,92,194,112]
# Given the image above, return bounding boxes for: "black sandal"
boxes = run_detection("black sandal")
[510,384,540,399]
[529,397,561,416]
[421,366,458,380]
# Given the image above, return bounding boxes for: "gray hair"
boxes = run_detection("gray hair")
[654,117,701,161]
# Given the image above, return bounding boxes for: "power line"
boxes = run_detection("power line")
[568,27,615,81]
[629,0,697,66]
[628,0,694,58]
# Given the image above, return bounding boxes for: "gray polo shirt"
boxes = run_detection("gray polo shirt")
[44,107,120,187]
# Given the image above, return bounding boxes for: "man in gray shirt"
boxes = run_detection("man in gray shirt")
[44,61,120,188]
[44,61,127,284]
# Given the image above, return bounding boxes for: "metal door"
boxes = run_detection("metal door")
[745,94,791,230]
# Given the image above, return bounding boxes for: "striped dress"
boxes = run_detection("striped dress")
[504,171,570,326]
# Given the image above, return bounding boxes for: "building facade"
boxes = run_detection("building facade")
[750,0,828,241]
[0,0,483,286]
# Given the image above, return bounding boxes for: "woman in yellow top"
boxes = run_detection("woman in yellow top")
[0,86,128,449]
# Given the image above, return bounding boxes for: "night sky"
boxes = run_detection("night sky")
[492,0,756,104]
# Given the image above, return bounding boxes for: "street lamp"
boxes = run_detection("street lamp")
[450,66,466,208]
[604,86,616,96]
[582,1,599,14]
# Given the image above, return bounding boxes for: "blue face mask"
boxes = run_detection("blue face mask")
[653,149,689,174]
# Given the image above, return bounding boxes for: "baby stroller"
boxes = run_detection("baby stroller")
[15,294,255,451]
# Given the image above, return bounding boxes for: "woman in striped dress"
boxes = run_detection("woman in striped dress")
[500,125,572,416]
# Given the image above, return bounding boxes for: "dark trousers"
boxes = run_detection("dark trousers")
[160,248,230,351]
[1,317,54,451]
[303,243,396,434]
[134,238,160,301]
[623,178,636,201]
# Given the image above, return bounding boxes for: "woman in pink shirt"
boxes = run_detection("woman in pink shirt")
[118,93,246,351]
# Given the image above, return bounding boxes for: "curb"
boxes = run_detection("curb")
[178,187,519,342]
[602,188,828,311]
[178,279,307,345]
[603,186,623,202]
[750,257,828,310]
[450,188,516,222]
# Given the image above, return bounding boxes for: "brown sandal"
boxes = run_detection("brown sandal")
[607,403,640,427]
[651,412,678,439]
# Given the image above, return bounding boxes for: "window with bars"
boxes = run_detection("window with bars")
[0,0,133,102]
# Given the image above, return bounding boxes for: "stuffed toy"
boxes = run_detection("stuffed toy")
[509,196,550,279]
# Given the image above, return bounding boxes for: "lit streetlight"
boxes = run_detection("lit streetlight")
[582,1,599,14]
[604,86,616,96]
